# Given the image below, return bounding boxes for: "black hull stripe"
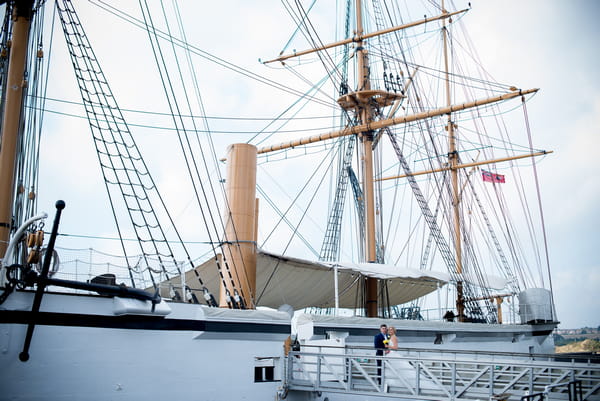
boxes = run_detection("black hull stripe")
[312,326,553,338]
[532,330,553,336]
[0,310,290,333]
[0,311,551,337]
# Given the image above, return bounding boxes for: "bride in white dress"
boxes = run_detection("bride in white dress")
[384,326,416,392]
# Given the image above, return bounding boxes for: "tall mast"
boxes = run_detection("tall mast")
[261,3,539,318]
[0,0,34,258]
[441,2,465,320]
[354,0,379,317]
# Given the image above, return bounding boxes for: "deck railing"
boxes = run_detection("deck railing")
[283,346,600,400]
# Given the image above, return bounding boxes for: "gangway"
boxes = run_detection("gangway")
[282,346,600,400]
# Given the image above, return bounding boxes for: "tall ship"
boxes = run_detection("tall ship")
[1,1,592,400]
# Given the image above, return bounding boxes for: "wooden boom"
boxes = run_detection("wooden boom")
[263,9,468,64]
[378,151,554,181]
[257,89,538,155]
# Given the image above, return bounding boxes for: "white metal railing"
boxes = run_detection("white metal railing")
[518,302,555,324]
[283,346,600,400]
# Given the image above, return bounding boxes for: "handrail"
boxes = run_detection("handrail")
[283,347,600,400]
[296,343,600,364]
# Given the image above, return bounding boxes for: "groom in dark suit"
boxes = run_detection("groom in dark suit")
[374,324,388,383]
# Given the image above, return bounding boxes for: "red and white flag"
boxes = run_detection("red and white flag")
[482,170,505,183]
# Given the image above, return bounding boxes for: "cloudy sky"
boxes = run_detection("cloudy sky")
[467,1,599,329]
[30,0,599,329]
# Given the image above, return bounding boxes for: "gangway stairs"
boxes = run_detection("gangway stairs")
[282,346,600,400]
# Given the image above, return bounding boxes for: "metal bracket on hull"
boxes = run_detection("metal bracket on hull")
[15,201,161,362]
[18,200,66,362]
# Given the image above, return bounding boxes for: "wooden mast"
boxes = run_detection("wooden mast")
[354,0,379,317]
[220,143,257,309]
[441,2,466,321]
[0,0,34,258]
[258,3,541,318]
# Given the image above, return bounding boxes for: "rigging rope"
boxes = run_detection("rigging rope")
[88,0,334,110]
[521,96,554,312]
[319,135,356,262]
[278,0,318,55]
[256,141,339,305]
[3,1,49,266]
[138,0,248,307]
[55,0,220,305]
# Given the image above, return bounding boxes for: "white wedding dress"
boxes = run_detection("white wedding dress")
[383,337,417,391]
[384,356,416,390]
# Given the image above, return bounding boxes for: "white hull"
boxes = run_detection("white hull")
[0,291,556,400]
[1,291,290,401]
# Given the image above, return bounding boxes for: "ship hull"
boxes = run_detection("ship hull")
[0,291,291,401]
[0,291,556,400]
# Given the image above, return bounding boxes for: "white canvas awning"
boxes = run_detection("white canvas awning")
[255,252,451,309]
[154,250,450,310]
